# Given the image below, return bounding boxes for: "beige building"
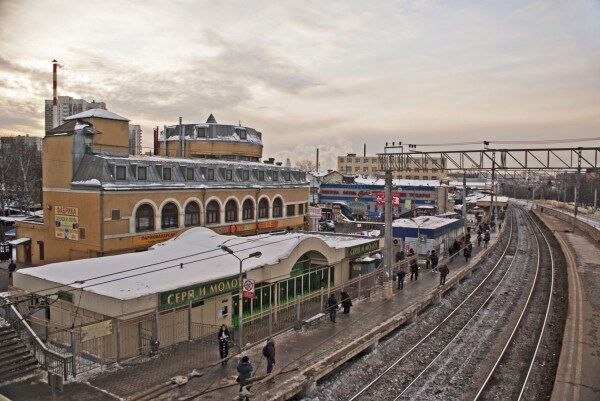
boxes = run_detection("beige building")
[15,110,308,266]
[337,153,447,180]
[13,228,381,361]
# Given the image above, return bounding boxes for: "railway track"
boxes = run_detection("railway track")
[345,207,524,401]
[345,205,556,401]
[473,209,556,401]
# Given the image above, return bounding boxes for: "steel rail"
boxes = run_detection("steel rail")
[347,208,519,401]
[472,208,555,401]
[390,208,534,401]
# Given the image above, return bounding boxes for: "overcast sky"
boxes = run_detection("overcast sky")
[0,0,598,169]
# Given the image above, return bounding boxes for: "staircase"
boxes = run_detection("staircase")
[0,325,38,383]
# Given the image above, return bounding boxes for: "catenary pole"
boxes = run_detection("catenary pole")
[384,169,393,280]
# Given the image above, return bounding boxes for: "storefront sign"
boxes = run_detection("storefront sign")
[133,230,180,247]
[54,206,79,240]
[230,223,257,234]
[375,193,401,206]
[81,320,113,342]
[243,279,255,299]
[258,220,278,229]
[160,276,240,309]
[404,199,412,209]
[347,240,380,258]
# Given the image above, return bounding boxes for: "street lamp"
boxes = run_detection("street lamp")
[220,245,262,351]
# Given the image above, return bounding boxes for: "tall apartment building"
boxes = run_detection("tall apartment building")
[0,134,43,151]
[337,153,446,180]
[44,96,106,132]
[128,124,142,155]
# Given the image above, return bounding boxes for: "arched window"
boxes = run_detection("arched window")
[136,204,155,232]
[258,198,269,219]
[272,198,283,218]
[206,200,220,224]
[185,202,200,227]
[242,199,254,221]
[225,199,238,223]
[161,202,179,229]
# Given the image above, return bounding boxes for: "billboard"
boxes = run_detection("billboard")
[54,206,79,240]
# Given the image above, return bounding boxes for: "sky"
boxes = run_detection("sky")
[0,0,599,170]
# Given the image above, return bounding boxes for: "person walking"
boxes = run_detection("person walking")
[218,324,230,366]
[8,259,16,278]
[430,250,439,272]
[483,230,490,248]
[425,251,431,269]
[340,291,352,314]
[410,258,419,281]
[477,233,482,247]
[327,294,339,323]
[236,356,253,400]
[396,269,406,290]
[439,263,449,286]
[452,239,460,261]
[463,242,472,263]
[263,338,276,375]
[395,250,405,263]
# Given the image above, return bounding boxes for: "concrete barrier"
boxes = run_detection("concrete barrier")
[539,206,600,243]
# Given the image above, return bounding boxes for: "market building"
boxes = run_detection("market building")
[392,215,464,255]
[12,227,381,360]
[319,175,453,219]
[14,110,308,265]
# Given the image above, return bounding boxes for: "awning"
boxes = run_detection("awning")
[8,237,30,245]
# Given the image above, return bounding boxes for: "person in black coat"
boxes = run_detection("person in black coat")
[340,291,352,314]
[430,250,439,272]
[218,324,230,365]
[410,259,419,281]
[464,242,472,263]
[396,269,406,290]
[327,294,339,323]
[8,259,16,278]
[236,356,253,397]
[263,338,276,375]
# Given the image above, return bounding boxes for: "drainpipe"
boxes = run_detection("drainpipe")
[179,117,184,158]
[99,187,104,256]
[255,188,260,234]
[202,188,206,226]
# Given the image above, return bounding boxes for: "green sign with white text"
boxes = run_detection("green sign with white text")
[347,240,380,258]
[159,276,240,309]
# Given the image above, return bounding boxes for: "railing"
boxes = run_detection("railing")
[1,299,73,380]
[190,322,234,344]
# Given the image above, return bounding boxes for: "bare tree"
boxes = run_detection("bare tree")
[0,137,42,215]
[295,159,317,172]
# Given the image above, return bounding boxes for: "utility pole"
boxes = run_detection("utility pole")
[384,169,393,282]
[574,150,582,218]
[462,171,467,235]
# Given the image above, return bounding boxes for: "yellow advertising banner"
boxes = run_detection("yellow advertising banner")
[80,320,113,342]
[54,206,79,240]
[133,230,180,247]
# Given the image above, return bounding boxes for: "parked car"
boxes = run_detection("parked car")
[319,220,335,232]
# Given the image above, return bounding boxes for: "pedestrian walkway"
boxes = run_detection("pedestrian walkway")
[0,228,502,401]
[538,212,600,401]
[155,229,502,401]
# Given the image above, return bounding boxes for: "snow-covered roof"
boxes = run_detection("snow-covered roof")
[16,228,378,300]
[392,215,461,230]
[354,176,441,187]
[65,109,129,122]
[475,195,509,203]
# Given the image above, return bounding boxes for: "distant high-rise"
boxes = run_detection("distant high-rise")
[129,125,142,155]
[44,96,106,132]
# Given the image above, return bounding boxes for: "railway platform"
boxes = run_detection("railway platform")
[1,229,503,401]
[537,211,600,401]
